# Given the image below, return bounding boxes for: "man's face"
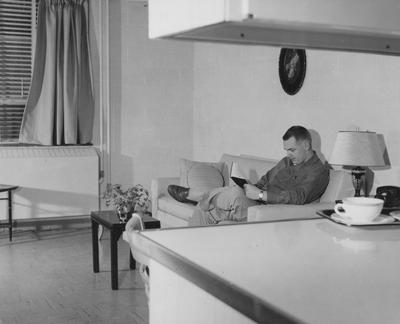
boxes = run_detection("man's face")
[283,136,309,165]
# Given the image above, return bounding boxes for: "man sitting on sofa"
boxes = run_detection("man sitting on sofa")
[168,125,330,226]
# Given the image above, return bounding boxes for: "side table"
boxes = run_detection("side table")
[91,210,160,290]
[0,185,19,241]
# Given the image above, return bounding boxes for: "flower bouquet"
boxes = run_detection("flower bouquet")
[103,184,150,222]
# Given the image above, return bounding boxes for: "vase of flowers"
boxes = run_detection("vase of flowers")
[103,184,150,223]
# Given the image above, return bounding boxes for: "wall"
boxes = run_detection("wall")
[102,1,400,199]
[108,0,194,191]
[193,43,400,190]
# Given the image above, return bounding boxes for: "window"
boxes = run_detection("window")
[0,0,36,143]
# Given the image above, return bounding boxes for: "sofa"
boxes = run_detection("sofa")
[151,153,354,228]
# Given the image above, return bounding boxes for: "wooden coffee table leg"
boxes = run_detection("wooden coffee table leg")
[91,219,99,273]
[110,229,119,290]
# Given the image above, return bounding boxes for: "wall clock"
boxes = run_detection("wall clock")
[279,48,307,95]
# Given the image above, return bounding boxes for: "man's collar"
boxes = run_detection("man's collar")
[288,150,317,167]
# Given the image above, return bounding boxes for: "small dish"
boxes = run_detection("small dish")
[331,213,395,226]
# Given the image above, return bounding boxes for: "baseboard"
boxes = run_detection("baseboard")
[14,215,91,231]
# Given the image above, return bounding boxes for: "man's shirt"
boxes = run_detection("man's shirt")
[256,152,330,204]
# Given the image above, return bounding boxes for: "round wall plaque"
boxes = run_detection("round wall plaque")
[279,48,307,95]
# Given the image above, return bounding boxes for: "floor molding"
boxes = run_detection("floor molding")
[13,215,91,231]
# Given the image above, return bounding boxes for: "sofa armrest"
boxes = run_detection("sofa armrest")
[151,177,179,215]
[247,202,335,223]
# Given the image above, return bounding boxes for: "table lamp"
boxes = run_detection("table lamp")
[329,131,385,197]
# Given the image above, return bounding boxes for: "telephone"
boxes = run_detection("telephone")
[375,186,400,208]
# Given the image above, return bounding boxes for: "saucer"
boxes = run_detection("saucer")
[389,210,400,221]
[331,213,395,226]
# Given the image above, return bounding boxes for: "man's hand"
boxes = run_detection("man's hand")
[244,184,263,201]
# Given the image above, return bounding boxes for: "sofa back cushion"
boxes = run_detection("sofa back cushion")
[319,168,354,202]
[219,154,278,186]
[180,159,225,190]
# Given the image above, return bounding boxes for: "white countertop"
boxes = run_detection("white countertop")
[134,218,400,323]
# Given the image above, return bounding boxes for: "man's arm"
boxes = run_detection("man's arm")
[245,158,289,202]
[255,158,288,190]
[247,158,330,205]
[266,167,329,205]
[244,184,267,202]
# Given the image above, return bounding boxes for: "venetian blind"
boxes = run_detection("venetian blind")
[0,0,36,142]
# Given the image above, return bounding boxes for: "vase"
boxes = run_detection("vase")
[116,210,127,223]
[116,207,129,223]
[116,205,136,223]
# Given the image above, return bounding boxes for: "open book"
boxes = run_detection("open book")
[230,162,248,188]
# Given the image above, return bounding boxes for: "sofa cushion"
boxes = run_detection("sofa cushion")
[180,159,225,191]
[320,169,354,202]
[247,202,334,222]
[158,196,197,221]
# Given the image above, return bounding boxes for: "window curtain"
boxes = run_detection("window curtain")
[19,0,94,145]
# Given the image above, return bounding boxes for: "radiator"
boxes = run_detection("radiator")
[0,146,99,220]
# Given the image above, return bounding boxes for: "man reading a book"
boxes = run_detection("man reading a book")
[168,125,330,226]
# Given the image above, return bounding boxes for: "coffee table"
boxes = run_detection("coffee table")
[91,210,160,290]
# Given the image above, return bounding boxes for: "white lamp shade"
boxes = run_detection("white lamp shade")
[329,131,385,167]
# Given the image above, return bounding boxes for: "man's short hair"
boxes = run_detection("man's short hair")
[282,126,312,147]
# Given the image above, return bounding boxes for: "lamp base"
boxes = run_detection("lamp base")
[351,166,366,197]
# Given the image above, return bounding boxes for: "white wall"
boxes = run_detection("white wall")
[193,43,400,189]
[102,1,400,198]
[108,0,194,191]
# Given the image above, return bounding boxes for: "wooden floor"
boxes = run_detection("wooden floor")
[0,225,149,324]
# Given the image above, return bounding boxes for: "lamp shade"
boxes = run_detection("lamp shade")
[329,131,385,167]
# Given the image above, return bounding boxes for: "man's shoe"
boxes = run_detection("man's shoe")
[167,185,196,204]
